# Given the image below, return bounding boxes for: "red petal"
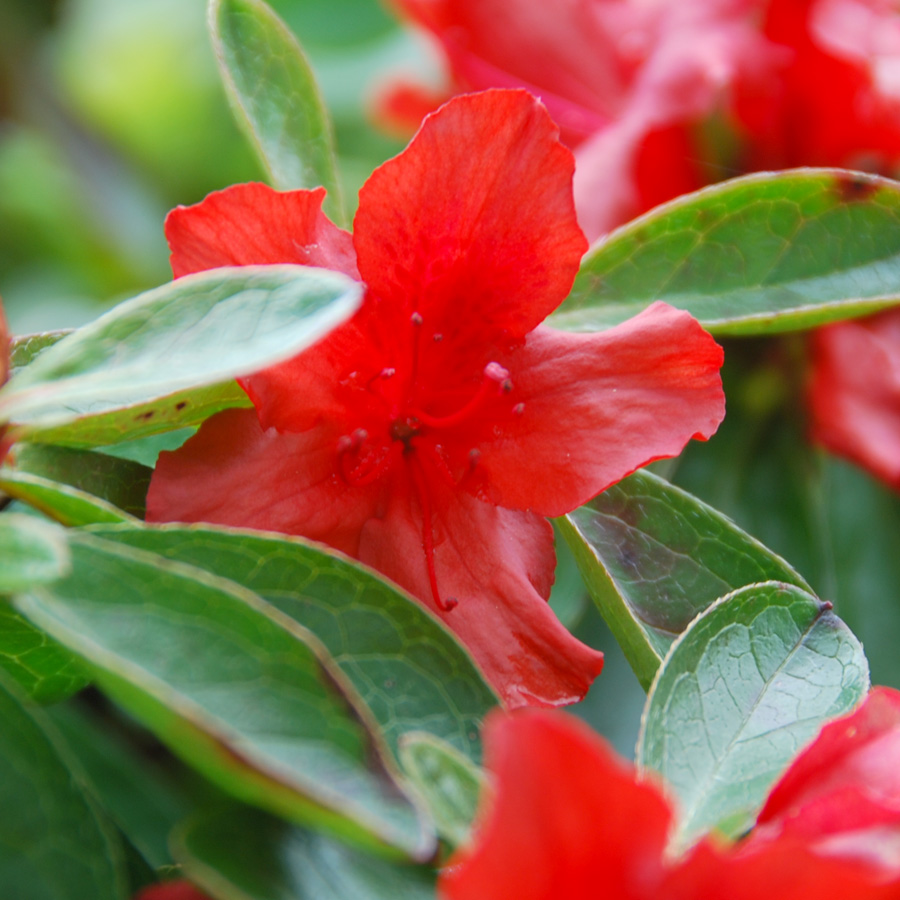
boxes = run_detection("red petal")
[353,90,587,344]
[749,687,900,871]
[808,311,900,489]
[146,408,382,557]
[449,303,724,517]
[734,0,900,169]
[439,710,673,900]
[165,182,358,279]
[133,882,212,900]
[357,470,603,708]
[669,837,900,900]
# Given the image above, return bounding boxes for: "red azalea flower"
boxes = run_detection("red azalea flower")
[385,0,900,239]
[440,691,900,900]
[384,1,900,494]
[384,0,769,239]
[133,881,212,900]
[147,89,725,708]
[808,309,900,489]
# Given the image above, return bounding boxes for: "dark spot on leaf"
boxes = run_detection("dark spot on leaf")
[834,172,879,203]
[175,402,187,411]
[136,411,154,421]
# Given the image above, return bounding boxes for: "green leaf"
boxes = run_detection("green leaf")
[637,581,869,850]
[399,732,484,849]
[14,382,248,450]
[13,531,433,860]
[0,512,70,592]
[211,0,347,226]
[175,805,437,900]
[93,524,500,764]
[558,469,811,689]
[0,603,89,704]
[0,471,136,526]
[0,265,361,433]
[0,668,128,899]
[555,169,900,336]
[47,702,191,871]
[9,331,69,377]
[6,444,152,518]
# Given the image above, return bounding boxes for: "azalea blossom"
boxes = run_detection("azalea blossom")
[440,689,900,900]
[384,0,900,493]
[386,0,900,239]
[147,89,724,708]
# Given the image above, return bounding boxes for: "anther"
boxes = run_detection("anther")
[381,367,395,379]
[411,311,423,326]
[513,403,525,416]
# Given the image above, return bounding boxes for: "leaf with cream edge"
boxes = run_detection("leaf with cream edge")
[0,265,361,435]
[210,0,347,226]
[1,445,152,525]
[637,581,869,851]
[558,469,811,689]
[554,170,900,336]
[12,530,434,860]
[91,523,500,764]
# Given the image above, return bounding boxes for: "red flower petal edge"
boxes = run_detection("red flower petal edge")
[752,686,900,872]
[440,698,900,900]
[148,89,725,708]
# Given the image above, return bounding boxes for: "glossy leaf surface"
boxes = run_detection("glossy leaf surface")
[555,170,900,336]
[399,732,484,849]
[211,0,346,225]
[637,582,869,849]
[13,531,432,859]
[94,524,499,763]
[4,444,151,518]
[0,265,360,432]
[0,512,70,592]
[559,469,810,689]
[0,603,89,704]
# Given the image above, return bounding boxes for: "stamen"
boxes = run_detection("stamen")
[410,362,512,430]
[408,453,457,612]
[337,430,393,486]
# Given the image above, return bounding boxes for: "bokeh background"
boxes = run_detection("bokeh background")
[4,0,900,759]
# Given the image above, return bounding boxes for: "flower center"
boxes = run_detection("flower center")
[335,312,523,614]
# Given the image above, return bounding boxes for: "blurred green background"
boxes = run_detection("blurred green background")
[4,0,900,761]
[0,0,423,333]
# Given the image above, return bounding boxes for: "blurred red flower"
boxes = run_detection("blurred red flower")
[386,0,900,239]
[440,688,900,900]
[809,310,900,489]
[148,89,724,708]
